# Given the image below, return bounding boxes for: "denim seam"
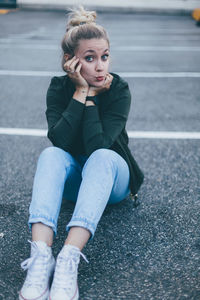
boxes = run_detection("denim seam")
[66,216,96,237]
[29,213,56,224]
[28,214,57,234]
[70,216,96,227]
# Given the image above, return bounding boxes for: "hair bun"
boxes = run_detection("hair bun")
[66,6,97,31]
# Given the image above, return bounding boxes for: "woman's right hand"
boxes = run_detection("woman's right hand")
[64,56,89,90]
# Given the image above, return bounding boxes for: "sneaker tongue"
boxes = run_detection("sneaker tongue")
[31,241,50,256]
[64,244,80,252]
[61,245,89,263]
[35,241,48,247]
[58,245,81,267]
[62,245,80,259]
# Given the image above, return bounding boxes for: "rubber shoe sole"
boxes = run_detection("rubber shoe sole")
[19,286,49,300]
[48,284,79,300]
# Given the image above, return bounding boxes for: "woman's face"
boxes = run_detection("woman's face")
[74,38,110,87]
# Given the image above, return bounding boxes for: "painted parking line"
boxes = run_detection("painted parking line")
[0,128,200,139]
[114,46,200,52]
[0,44,59,50]
[0,128,47,137]
[1,44,200,51]
[128,131,200,139]
[0,70,200,78]
[119,72,200,78]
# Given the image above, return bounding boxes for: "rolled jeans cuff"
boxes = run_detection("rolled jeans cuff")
[66,217,96,240]
[28,215,57,235]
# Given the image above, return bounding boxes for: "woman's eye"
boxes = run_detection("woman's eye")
[102,54,109,61]
[85,56,93,62]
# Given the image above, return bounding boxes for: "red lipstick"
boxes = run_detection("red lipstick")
[96,76,104,81]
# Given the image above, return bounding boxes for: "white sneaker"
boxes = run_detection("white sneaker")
[49,244,88,300]
[19,240,55,300]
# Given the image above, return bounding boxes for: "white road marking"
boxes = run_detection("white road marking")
[1,44,200,51]
[128,131,200,139]
[119,72,200,78]
[0,128,200,139]
[0,44,59,50]
[114,46,200,52]
[0,70,61,77]
[1,70,200,78]
[0,128,47,137]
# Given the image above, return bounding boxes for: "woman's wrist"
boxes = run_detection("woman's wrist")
[76,86,88,93]
[87,90,97,97]
[85,100,95,106]
[73,87,88,104]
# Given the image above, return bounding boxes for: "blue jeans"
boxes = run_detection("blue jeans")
[29,147,130,239]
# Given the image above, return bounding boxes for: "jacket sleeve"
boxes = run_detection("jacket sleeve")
[82,83,131,156]
[45,77,85,152]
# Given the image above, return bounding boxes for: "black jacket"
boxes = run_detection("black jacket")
[46,72,144,196]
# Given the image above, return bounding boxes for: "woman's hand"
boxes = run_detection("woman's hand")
[88,73,113,96]
[64,56,89,90]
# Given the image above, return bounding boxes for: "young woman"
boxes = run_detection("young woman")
[19,6,144,300]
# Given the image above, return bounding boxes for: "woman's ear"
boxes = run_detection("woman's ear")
[64,54,73,61]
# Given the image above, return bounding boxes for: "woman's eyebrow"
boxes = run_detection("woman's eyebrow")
[83,49,109,55]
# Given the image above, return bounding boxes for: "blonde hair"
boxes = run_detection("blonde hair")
[61,6,110,70]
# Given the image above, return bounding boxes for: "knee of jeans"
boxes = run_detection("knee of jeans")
[38,146,72,168]
[89,148,118,163]
[39,146,63,161]
[82,148,117,176]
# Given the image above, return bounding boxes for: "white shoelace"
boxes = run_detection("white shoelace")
[21,240,50,287]
[53,249,88,292]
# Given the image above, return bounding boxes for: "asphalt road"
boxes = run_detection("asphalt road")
[0,9,200,300]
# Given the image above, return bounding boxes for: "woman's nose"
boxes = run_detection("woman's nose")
[95,59,104,71]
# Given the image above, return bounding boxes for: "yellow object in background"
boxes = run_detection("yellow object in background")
[0,9,17,14]
[192,8,200,21]
[0,9,10,14]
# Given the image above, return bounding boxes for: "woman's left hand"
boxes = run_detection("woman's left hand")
[88,73,113,96]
